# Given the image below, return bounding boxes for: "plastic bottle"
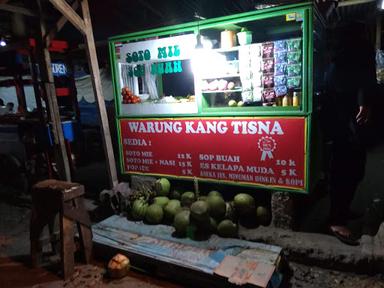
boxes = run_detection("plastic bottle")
[282,92,292,106]
[276,97,283,106]
[293,91,301,107]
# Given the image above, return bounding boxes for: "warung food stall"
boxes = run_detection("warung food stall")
[109,1,325,194]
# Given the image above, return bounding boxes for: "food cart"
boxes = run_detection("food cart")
[95,2,327,285]
[109,1,325,194]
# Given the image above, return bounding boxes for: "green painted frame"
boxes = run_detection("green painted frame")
[108,2,319,194]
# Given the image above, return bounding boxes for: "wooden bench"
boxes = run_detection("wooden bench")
[30,179,92,279]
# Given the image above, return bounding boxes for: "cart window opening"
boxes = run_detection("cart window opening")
[161,59,194,97]
[117,33,198,116]
[196,13,304,110]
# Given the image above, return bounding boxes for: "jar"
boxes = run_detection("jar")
[221,30,236,49]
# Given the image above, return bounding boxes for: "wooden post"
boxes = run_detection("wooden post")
[37,0,71,181]
[28,48,45,122]
[376,14,382,50]
[13,74,27,113]
[48,0,118,188]
[80,0,118,188]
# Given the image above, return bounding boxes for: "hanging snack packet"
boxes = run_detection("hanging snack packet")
[252,72,262,87]
[274,51,287,64]
[262,42,274,58]
[287,38,301,51]
[251,58,262,72]
[253,87,263,102]
[287,51,301,64]
[274,85,288,97]
[274,63,287,76]
[287,64,301,77]
[274,40,287,52]
[263,59,274,73]
[287,76,302,89]
[274,75,287,86]
[241,90,253,102]
[250,43,262,57]
[262,88,276,103]
[262,74,274,88]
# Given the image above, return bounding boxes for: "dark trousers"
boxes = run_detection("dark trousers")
[328,132,367,225]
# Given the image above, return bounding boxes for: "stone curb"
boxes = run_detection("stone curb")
[239,223,384,274]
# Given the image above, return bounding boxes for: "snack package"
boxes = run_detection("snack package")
[252,72,262,87]
[253,87,263,102]
[250,43,262,57]
[287,51,301,64]
[262,74,274,88]
[241,90,253,102]
[274,63,287,76]
[274,85,288,97]
[262,59,274,73]
[251,58,262,72]
[274,51,287,64]
[287,64,301,77]
[262,42,274,58]
[274,40,287,52]
[274,75,287,86]
[287,38,301,51]
[262,88,276,103]
[287,76,302,89]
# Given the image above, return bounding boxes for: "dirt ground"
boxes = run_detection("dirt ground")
[287,262,384,288]
[1,257,383,288]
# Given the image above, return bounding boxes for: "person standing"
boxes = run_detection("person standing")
[323,21,376,245]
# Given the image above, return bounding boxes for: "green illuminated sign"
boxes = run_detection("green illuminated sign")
[125,45,183,77]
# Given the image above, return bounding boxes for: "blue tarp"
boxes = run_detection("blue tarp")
[93,215,282,278]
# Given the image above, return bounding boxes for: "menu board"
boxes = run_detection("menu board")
[119,117,307,190]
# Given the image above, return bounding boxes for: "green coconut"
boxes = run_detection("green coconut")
[173,210,190,236]
[234,193,256,215]
[145,204,164,224]
[164,200,182,221]
[155,178,171,196]
[131,199,148,221]
[153,196,169,208]
[207,195,226,220]
[190,200,210,223]
[256,206,271,226]
[207,190,223,198]
[217,219,238,238]
[181,191,196,207]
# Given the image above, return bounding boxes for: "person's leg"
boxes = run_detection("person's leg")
[328,142,361,245]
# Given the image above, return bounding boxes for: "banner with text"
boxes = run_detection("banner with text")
[119,117,307,190]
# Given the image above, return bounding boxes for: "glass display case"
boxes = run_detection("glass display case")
[195,13,304,113]
[109,2,325,193]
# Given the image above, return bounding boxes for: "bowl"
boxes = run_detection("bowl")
[139,93,149,102]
